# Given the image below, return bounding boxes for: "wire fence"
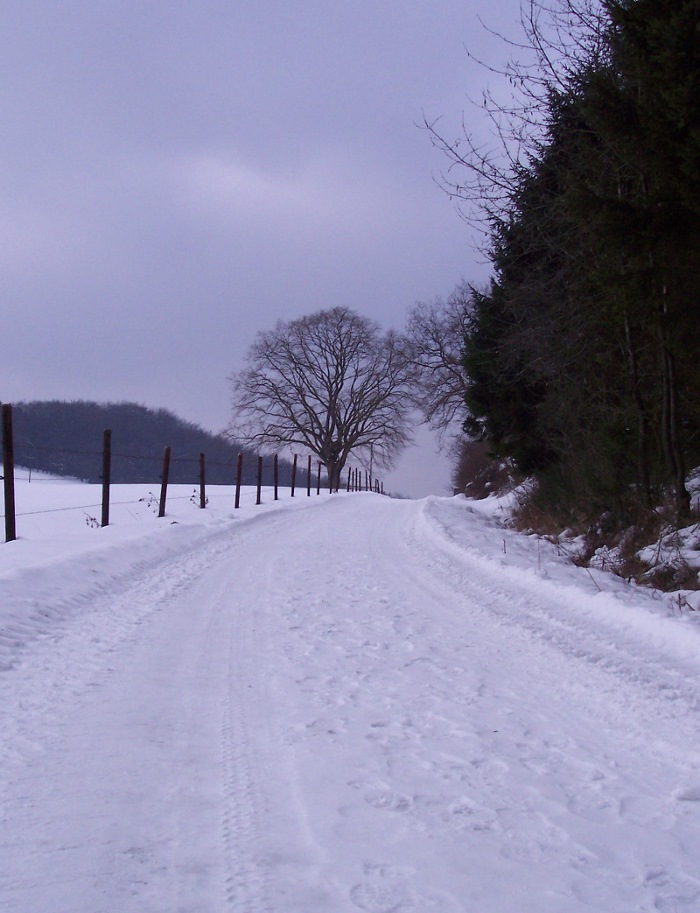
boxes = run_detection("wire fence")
[1,404,385,542]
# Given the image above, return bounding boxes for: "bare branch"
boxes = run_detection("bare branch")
[404,282,477,446]
[425,0,608,235]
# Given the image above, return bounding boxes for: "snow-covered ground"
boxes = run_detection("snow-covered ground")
[2,479,700,912]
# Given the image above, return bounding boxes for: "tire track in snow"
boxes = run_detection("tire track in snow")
[221,632,273,913]
[255,496,471,912]
[278,495,700,912]
[216,519,300,913]
[380,498,700,910]
[414,498,700,750]
[0,529,250,912]
[0,525,239,778]
[0,522,232,672]
[0,509,304,913]
[0,507,305,779]
[5,492,700,912]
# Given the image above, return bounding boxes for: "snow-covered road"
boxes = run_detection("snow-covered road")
[2,493,700,912]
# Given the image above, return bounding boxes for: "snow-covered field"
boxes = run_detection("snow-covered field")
[2,477,700,912]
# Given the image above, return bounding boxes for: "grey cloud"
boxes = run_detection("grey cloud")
[1,0,519,493]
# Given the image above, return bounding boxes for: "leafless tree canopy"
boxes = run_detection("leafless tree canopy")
[404,283,474,446]
[228,307,413,489]
[424,0,607,234]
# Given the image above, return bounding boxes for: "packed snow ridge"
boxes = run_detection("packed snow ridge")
[1,478,700,912]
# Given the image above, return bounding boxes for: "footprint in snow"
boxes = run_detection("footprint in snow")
[363,787,414,813]
[646,867,700,911]
[350,882,415,913]
[442,795,498,831]
[350,865,416,913]
[672,785,700,802]
[566,788,620,822]
[655,894,700,912]
[348,780,414,815]
[619,794,675,828]
[349,864,462,913]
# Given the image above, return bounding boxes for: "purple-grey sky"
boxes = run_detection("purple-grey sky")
[2,0,521,496]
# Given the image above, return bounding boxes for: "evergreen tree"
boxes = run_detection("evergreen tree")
[461,0,700,523]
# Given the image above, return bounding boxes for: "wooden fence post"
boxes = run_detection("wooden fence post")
[2,404,16,543]
[199,452,206,508]
[291,454,297,497]
[101,429,111,527]
[158,446,171,518]
[317,461,321,495]
[306,455,312,496]
[235,452,243,509]
[274,453,279,501]
[256,455,263,505]
[347,467,351,492]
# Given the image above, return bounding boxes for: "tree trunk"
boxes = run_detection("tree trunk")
[658,313,690,519]
[327,460,341,493]
[623,314,652,506]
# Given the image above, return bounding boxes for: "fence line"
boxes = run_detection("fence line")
[1,492,210,520]
[1,405,386,542]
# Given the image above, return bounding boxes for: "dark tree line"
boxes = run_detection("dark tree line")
[431,0,700,527]
[6,400,294,486]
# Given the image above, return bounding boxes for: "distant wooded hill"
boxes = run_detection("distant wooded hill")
[7,400,294,485]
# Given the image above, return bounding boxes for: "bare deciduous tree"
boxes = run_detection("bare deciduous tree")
[404,283,474,446]
[423,0,608,235]
[228,307,413,490]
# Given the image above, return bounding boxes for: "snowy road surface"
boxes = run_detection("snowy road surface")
[2,492,700,912]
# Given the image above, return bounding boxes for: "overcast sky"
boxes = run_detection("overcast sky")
[1,0,522,496]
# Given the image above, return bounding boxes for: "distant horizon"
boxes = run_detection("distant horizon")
[3,397,450,497]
